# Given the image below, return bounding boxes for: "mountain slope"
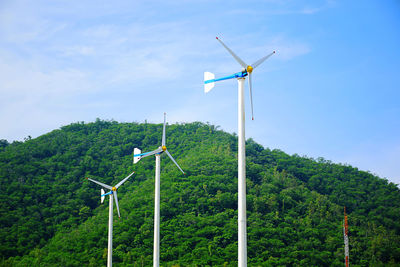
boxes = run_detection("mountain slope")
[1,120,399,266]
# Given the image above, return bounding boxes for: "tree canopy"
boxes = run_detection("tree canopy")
[1,120,399,266]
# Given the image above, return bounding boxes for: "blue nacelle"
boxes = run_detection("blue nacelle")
[235,70,248,78]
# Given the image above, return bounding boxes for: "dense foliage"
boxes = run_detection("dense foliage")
[1,120,399,266]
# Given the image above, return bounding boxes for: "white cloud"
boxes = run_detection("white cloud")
[0,1,67,44]
[82,25,116,39]
[0,5,309,144]
[300,7,323,14]
[0,54,92,97]
[57,45,95,57]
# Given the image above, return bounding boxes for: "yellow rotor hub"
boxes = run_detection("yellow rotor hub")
[246,65,253,73]
[112,186,117,191]
[162,145,167,151]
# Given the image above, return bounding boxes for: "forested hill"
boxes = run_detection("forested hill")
[1,120,400,266]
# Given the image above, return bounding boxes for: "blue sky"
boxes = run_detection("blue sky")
[1,0,399,184]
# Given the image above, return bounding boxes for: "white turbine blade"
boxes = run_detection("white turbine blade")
[87,178,113,190]
[248,73,254,121]
[165,149,185,175]
[162,113,166,147]
[113,191,121,218]
[204,72,215,93]
[216,37,247,68]
[101,188,105,204]
[115,171,135,189]
[251,51,275,69]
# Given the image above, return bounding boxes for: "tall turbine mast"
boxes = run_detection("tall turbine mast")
[86,171,134,267]
[343,207,349,267]
[133,113,185,267]
[204,37,275,266]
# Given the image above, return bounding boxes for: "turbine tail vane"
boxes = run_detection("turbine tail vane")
[204,72,215,93]
[101,188,105,203]
[165,150,185,175]
[133,148,142,164]
[216,37,247,68]
[251,51,275,69]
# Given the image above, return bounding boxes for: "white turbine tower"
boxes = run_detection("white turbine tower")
[86,171,135,267]
[204,36,275,267]
[133,113,185,267]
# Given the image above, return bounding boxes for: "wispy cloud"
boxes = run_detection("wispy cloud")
[1,0,399,188]
[57,45,95,57]
[253,0,336,15]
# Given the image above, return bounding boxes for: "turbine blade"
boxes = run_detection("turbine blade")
[162,113,166,147]
[251,51,275,69]
[248,73,254,120]
[113,191,121,218]
[165,149,185,175]
[86,178,113,190]
[216,37,247,68]
[115,171,135,189]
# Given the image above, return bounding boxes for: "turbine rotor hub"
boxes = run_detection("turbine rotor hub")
[246,65,253,73]
[162,145,167,151]
[112,187,117,191]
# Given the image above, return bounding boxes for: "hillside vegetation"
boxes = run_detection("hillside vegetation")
[1,120,400,266]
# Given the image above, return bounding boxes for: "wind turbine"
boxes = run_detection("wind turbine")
[204,36,275,267]
[133,113,184,267]
[86,171,135,267]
